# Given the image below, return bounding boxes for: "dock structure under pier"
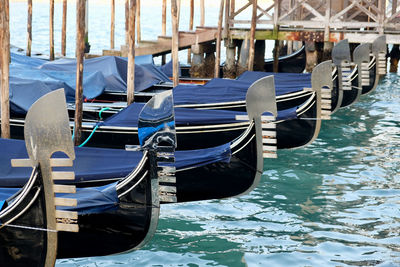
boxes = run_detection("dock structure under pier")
[102,0,400,77]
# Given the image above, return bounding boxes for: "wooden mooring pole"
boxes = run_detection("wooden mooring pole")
[171,0,179,87]
[125,0,129,46]
[248,0,257,71]
[0,0,10,139]
[27,0,32,56]
[200,0,205,26]
[136,0,141,43]
[187,0,194,64]
[127,0,136,105]
[110,0,115,49]
[74,0,86,145]
[214,0,225,78]
[61,0,67,56]
[49,0,54,60]
[161,0,166,65]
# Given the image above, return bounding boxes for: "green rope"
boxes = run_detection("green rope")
[78,124,99,147]
[99,107,111,120]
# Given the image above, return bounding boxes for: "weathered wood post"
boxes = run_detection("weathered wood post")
[49,0,55,60]
[171,0,179,86]
[200,0,205,26]
[127,0,136,104]
[389,44,399,73]
[254,40,265,71]
[110,0,115,49]
[248,0,257,71]
[74,0,86,145]
[237,37,250,76]
[136,0,141,43]
[223,40,236,78]
[27,0,32,56]
[61,0,67,56]
[125,0,129,46]
[0,0,10,138]
[84,0,89,53]
[187,0,194,64]
[214,0,225,78]
[272,0,280,72]
[161,0,167,65]
[322,0,332,61]
[305,41,318,72]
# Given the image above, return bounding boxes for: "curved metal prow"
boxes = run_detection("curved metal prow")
[312,60,333,121]
[353,43,372,89]
[372,35,387,76]
[246,75,277,162]
[332,39,351,66]
[16,89,77,266]
[333,39,353,90]
[138,90,177,150]
[138,90,177,204]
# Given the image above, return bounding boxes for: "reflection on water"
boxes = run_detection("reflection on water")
[57,75,400,266]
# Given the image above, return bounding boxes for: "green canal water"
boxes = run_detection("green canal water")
[8,1,400,265]
[55,76,400,267]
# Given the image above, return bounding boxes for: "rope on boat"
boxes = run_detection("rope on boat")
[71,107,108,147]
[98,107,111,120]
[0,222,57,232]
[78,124,99,147]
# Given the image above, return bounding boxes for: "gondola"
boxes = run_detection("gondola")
[2,77,278,207]
[0,89,79,266]
[76,61,332,150]
[1,89,175,259]
[4,62,332,151]
[360,35,387,95]
[7,49,319,113]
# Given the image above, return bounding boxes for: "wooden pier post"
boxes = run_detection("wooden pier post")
[171,0,179,86]
[0,0,10,138]
[305,41,318,72]
[200,0,205,26]
[125,0,129,46]
[389,44,399,73]
[49,0,54,60]
[127,0,136,104]
[161,0,166,65]
[74,0,86,145]
[322,41,333,61]
[187,0,194,64]
[84,0,89,53]
[237,38,249,76]
[248,0,257,71]
[61,0,67,56]
[110,0,115,49]
[272,39,280,72]
[254,40,265,71]
[214,0,225,78]
[27,0,32,56]
[223,40,236,78]
[136,0,141,43]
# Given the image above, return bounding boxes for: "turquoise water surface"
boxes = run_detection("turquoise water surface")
[8,1,400,266]
[54,76,400,266]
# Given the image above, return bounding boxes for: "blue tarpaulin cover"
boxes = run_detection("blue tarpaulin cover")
[0,184,119,215]
[0,138,231,214]
[8,53,171,113]
[100,102,298,128]
[172,71,311,105]
[0,138,231,186]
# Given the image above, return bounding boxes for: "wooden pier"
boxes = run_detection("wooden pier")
[1,0,400,141]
